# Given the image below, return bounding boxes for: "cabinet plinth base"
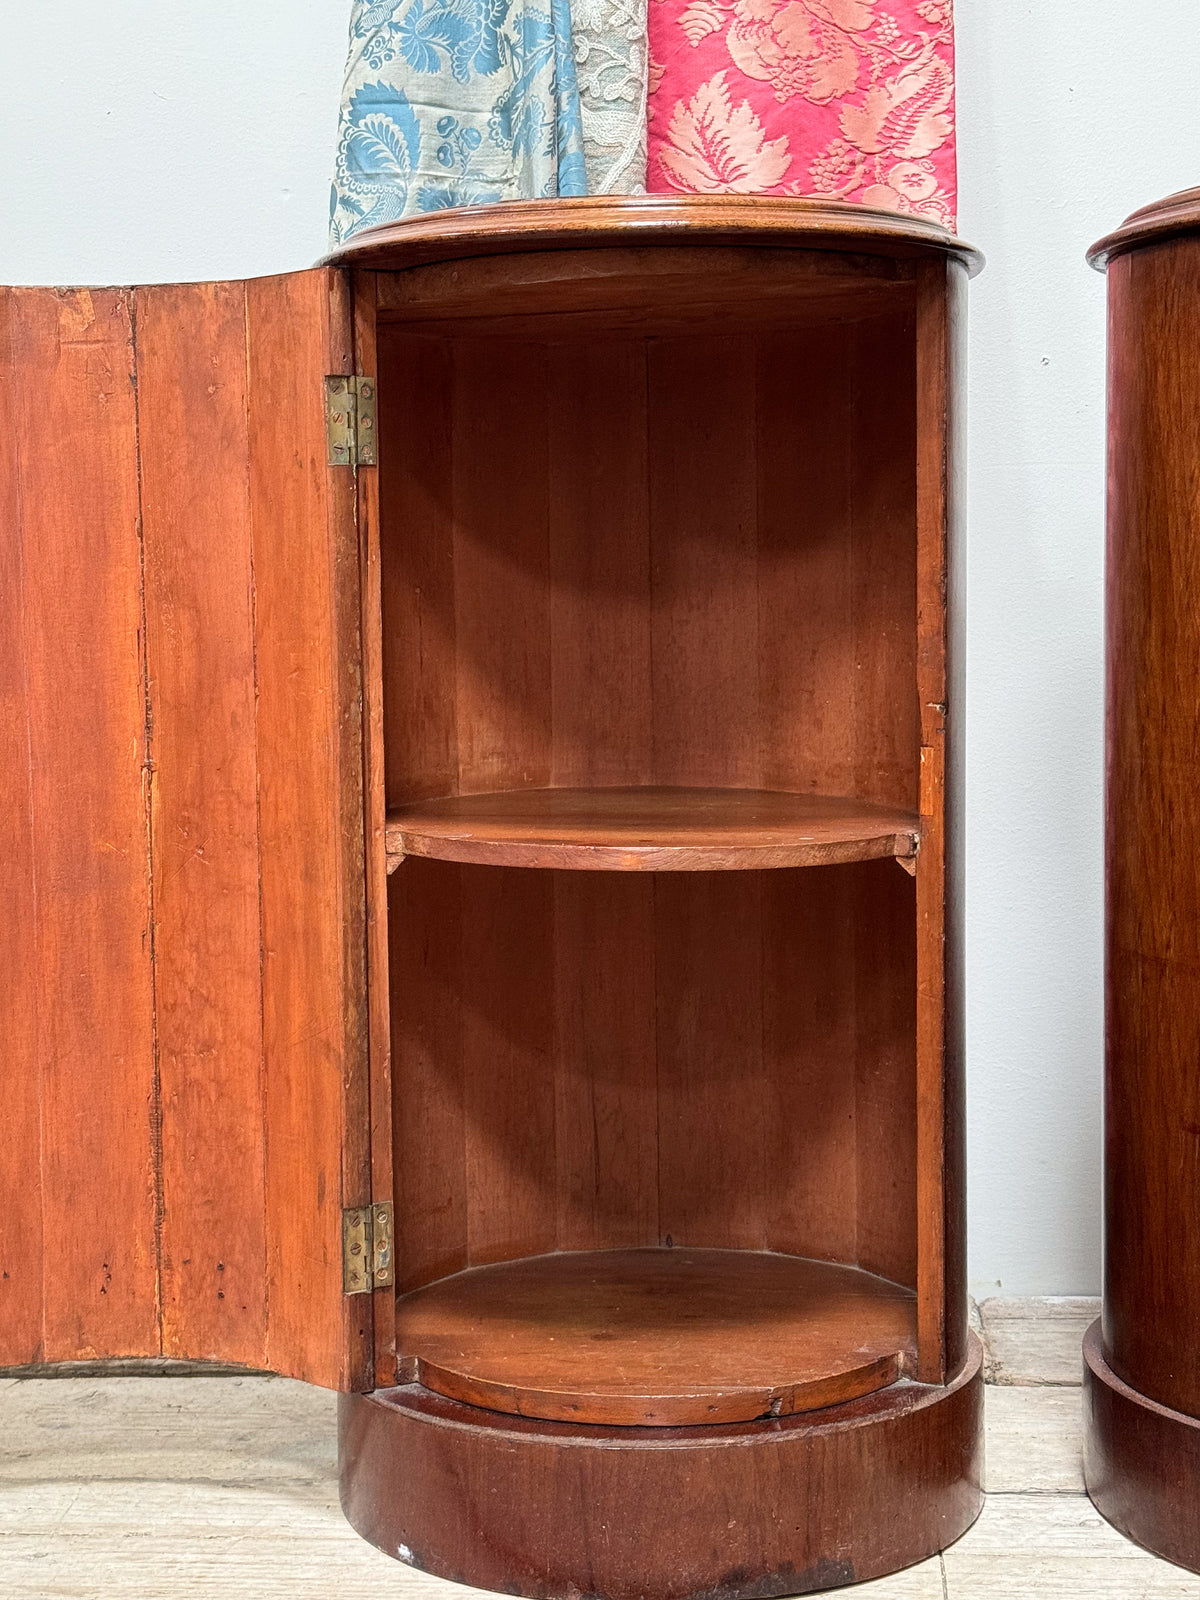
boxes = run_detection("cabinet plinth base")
[1084,1320,1200,1572]
[339,1332,983,1600]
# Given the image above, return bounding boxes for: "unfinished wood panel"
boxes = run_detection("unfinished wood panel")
[246,270,371,1389]
[553,875,658,1250]
[0,290,45,1365]
[379,335,457,805]
[0,288,159,1361]
[648,337,760,787]
[452,341,552,793]
[352,275,396,1385]
[655,874,767,1249]
[461,867,557,1265]
[136,281,267,1368]
[389,859,467,1293]
[546,340,652,787]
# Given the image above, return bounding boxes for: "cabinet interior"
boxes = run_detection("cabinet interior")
[373,260,924,1421]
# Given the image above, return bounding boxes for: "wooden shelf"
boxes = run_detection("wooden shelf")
[385,787,920,873]
[395,1248,917,1427]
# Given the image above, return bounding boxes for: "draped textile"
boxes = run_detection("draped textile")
[574,0,649,192]
[331,0,588,241]
[645,0,956,225]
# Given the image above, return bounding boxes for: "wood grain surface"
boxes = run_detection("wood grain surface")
[378,319,922,813]
[372,245,914,340]
[388,860,918,1295]
[394,1247,916,1426]
[245,270,372,1390]
[137,281,267,1369]
[386,786,920,871]
[1100,235,1200,1421]
[0,287,158,1364]
[0,273,375,1388]
[377,285,949,1379]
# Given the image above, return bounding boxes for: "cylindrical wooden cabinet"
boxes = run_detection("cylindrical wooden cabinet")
[1085,191,1200,1570]
[330,197,983,1598]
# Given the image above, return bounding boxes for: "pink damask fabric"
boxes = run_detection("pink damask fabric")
[646,0,955,226]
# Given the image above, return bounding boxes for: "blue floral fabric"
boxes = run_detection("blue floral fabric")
[331,0,588,240]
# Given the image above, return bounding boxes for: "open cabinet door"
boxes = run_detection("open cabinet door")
[0,271,375,1389]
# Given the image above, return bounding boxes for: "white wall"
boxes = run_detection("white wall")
[955,1,1200,1296]
[4,2,1198,1295]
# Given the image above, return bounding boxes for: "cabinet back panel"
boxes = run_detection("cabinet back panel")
[378,312,918,809]
[389,859,917,1293]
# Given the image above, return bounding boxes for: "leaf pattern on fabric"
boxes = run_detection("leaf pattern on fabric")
[331,0,589,240]
[647,0,956,224]
[660,71,790,190]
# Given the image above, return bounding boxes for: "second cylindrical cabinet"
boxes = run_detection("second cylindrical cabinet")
[1086,188,1200,1572]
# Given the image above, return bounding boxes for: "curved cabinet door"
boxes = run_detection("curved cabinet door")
[0,270,377,1390]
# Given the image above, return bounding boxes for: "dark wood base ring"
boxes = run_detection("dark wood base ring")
[339,1331,983,1600]
[1084,1319,1200,1572]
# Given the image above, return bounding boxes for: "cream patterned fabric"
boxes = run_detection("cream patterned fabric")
[574,0,649,192]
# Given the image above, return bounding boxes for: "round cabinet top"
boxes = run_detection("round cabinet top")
[1089,187,1200,271]
[324,195,982,276]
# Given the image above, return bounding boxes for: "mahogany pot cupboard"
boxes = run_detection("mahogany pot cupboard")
[1085,190,1200,1573]
[1,197,983,1596]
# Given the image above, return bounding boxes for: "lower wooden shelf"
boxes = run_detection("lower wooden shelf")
[385,786,921,872]
[395,1247,917,1427]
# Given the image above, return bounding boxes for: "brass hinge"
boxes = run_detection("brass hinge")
[325,375,377,468]
[342,1201,394,1294]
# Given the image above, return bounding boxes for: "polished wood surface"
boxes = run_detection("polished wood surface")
[1099,233,1200,1419]
[386,787,920,872]
[1088,187,1200,269]
[325,195,982,275]
[1084,1320,1200,1572]
[341,1334,984,1600]
[394,1247,916,1426]
[1086,202,1200,1570]
[0,273,374,1387]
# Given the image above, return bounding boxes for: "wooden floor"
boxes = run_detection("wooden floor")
[3,1297,1200,1598]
